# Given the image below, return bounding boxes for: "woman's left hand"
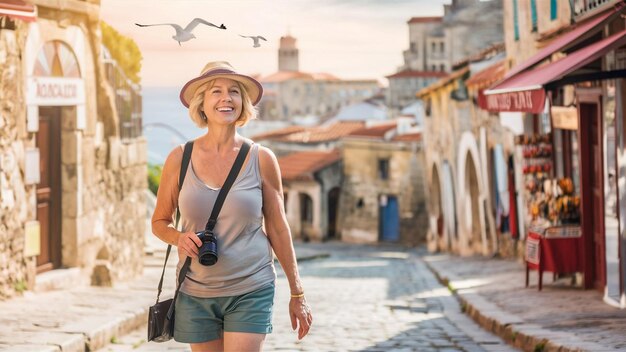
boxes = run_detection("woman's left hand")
[289,296,312,339]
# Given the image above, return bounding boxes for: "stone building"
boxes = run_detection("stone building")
[277,150,342,241]
[253,120,368,243]
[386,70,446,114]
[387,0,503,113]
[257,34,380,123]
[338,120,428,246]
[252,120,365,156]
[477,0,626,306]
[0,0,146,298]
[418,44,512,257]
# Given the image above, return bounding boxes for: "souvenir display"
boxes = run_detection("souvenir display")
[516,133,580,226]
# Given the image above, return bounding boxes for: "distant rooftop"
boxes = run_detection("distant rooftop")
[408,17,443,24]
[277,150,341,181]
[386,70,448,79]
[252,121,365,144]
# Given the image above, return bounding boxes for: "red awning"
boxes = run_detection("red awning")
[0,0,36,22]
[505,3,624,79]
[481,29,626,113]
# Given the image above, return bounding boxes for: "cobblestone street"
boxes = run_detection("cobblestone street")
[97,243,515,352]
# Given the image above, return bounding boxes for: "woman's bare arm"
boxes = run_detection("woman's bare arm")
[151,146,201,257]
[259,146,312,339]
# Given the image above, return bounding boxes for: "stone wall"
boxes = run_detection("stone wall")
[0,23,30,299]
[0,11,147,299]
[339,139,428,245]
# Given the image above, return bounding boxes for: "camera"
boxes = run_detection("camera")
[195,230,218,266]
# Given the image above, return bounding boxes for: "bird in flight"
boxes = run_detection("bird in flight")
[135,18,227,45]
[239,35,267,48]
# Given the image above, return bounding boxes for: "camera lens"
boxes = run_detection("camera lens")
[197,231,218,266]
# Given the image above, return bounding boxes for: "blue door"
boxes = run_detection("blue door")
[380,196,400,242]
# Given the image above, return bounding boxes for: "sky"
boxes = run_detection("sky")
[100,0,448,87]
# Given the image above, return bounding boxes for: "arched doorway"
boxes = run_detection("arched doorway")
[430,165,446,251]
[465,152,482,253]
[327,187,340,239]
[441,161,457,249]
[31,40,83,272]
[299,193,313,241]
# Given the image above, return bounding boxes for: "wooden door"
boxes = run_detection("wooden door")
[578,88,606,291]
[36,107,62,272]
[590,103,606,290]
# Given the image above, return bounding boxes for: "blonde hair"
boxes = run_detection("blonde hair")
[187,62,258,128]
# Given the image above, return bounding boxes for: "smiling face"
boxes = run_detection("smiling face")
[202,78,243,126]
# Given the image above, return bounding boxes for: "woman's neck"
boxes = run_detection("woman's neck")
[199,124,240,155]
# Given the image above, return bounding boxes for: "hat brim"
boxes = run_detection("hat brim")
[179,69,263,108]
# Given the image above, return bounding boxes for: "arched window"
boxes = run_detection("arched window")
[33,40,81,78]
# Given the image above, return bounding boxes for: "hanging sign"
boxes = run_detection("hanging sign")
[551,106,579,130]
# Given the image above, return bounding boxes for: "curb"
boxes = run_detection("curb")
[422,259,607,352]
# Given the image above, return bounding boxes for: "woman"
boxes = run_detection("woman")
[151,61,312,351]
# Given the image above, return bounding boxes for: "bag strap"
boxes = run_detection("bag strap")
[155,141,194,303]
[205,141,251,232]
[166,140,252,319]
[157,141,250,306]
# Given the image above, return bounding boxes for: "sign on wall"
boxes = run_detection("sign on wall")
[24,221,41,257]
[26,77,85,106]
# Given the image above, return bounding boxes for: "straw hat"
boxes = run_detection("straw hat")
[179,61,263,108]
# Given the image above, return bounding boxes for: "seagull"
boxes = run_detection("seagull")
[135,18,227,45]
[239,35,267,48]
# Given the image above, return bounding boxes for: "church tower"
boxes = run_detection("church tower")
[278,34,299,72]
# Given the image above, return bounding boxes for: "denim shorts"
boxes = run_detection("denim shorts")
[173,284,275,343]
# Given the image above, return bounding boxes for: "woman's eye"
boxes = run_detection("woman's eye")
[230,90,240,94]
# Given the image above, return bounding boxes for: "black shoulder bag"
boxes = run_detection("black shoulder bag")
[147,140,251,342]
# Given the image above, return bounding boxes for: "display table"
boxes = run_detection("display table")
[525,225,583,290]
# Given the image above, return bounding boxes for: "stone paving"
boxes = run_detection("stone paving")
[96,243,516,352]
[423,253,626,352]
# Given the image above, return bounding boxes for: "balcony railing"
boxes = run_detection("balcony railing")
[102,46,143,142]
[572,0,622,20]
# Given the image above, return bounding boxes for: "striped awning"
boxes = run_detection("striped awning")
[0,0,36,22]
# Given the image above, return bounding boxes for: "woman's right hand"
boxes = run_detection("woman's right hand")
[177,231,202,259]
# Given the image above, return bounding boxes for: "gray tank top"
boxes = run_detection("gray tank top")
[176,143,276,297]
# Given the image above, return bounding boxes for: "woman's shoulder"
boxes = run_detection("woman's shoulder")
[255,144,276,163]
[161,143,188,177]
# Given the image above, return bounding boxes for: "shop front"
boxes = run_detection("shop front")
[479,9,626,307]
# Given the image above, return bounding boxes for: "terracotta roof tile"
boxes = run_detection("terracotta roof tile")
[278,150,341,181]
[310,73,340,81]
[348,122,397,138]
[416,67,470,97]
[386,70,448,79]
[260,71,314,83]
[408,17,442,24]
[392,132,422,142]
[251,126,306,141]
[260,71,342,83]
[465,60,506,90]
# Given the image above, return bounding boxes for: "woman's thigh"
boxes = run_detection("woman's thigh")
[190,338,224,352]
[224,332,266,351]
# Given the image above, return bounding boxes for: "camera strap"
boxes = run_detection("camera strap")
[155,140,252,305]
[205,140,251,232]
[155,141,194,304]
